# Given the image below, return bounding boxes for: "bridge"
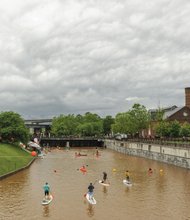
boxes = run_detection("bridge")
[24,119,105,148]
[40,137,104,148]
[24,119,52,128]
[24,119,53,136]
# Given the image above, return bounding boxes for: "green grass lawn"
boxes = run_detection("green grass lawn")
[0,143,33,176]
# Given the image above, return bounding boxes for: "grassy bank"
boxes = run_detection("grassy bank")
[0,143,33,176]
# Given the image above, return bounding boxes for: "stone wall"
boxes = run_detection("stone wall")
[104,139,190,169]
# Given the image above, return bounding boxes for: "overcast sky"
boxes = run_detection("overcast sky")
[0,0,190,119]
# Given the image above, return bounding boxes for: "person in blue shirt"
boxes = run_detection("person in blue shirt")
[43,182,50,199]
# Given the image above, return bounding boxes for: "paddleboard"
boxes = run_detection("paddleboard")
[86,193,96,205]
[41,194,53,205]
[99,180,110,186]
[123,179,132,187]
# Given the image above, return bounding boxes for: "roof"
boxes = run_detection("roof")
[149,105,178,120]
[149,105,178,113]
[163,106,184,119]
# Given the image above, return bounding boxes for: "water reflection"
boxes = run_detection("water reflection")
[43,205,50,217]
[86,204,94,217]
[125,186,130,193]
[103,186,108,194]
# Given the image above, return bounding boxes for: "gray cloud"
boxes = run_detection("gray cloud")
[0,0,190,118]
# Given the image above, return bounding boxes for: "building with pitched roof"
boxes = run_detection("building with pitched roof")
[144,87,190,137]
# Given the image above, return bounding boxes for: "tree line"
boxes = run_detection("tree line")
[1,104,190,144]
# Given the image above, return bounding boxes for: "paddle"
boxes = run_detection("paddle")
[84,180,97,197]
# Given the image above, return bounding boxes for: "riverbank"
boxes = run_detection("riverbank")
[0,143,34,177]
[104,139,190,169]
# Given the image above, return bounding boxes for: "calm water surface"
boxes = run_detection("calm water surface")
[0,148,190,220]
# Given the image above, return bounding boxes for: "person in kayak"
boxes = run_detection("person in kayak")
[96,149,99,156]
[88,183,94,199]
[125,170,130,182]
[102,172,107,183]
[43,182,50,199]
[148,168,153,174]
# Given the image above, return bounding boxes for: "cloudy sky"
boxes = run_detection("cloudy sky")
[0,0,190,119]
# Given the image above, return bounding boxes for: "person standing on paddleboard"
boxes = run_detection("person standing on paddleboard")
[102,172,107,183]
[125,170,130,182]
[88,183,94,200]
[43,182,50,199]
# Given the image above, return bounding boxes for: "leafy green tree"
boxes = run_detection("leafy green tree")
[76,112,103,136]
[180,122,190,137]
[51,114,78,136]
[92,121,103,136]
[75,114,84,124]
[112,112,131,134]
[103,116,115,135]
[77,121,103,136]
[155,121,171,137]
[51,112,103,137]
[77,123,93,136]
[112,104,150,136]
[83,112,101,123]
[169,120,181,137]
[129,104,150,133]
[0,111,29,143]
[155,108,165,121]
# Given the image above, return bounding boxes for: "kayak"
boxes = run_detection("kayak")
[86,193,96,205]
[75,154,87,157]
[80,167,87,172]
[98,180,110,186]
[41,194,53,205]
[123,179,132,187]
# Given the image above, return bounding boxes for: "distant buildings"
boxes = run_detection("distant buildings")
[145,87,190,138]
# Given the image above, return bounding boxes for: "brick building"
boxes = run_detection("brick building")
[144,87,190,137]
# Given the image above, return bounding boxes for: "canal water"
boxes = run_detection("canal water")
[0,148,190,220]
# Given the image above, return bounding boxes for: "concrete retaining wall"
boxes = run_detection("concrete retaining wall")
[104,139,190,169]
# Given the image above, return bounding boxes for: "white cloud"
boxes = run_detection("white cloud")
[126,97,145,102]
[0,0,190,118]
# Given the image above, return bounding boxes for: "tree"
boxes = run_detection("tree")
[180,122,190,137]
[0,111,29,143]
[83,112,101,123]
[77,123,93,136]
[169,120,181,137]
[77,112,103,136]
[103,116,115,135]
[111,112,131,134]
[129,104,150,133]
[77,121,103,136]
[120,103,150,136]
[51,114,78,136]
[111,104,150,137]
[51,113,103,137]
[155,108,165,121]
[155,121,171,137]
